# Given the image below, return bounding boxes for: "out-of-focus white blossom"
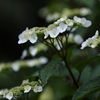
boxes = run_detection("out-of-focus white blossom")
[38,57,48,64]
[20,49,27,59]
[26,60,36,67]
[74,34,83,44]
[48,28,59,38]
[29,46,38,57]
[24,85,31,93]
[80,8,91,16]
[22,79,29,84]
[5,92,13,100]
[33,85,43,93]
[11,61,20,72]
[57,22,68,33]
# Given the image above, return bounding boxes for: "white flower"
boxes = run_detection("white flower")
[28,30,38,44]
[24,85,31,93]
[92,30,99,39]
[38,57,48,64]
[11,61,20,72]
[0,90,4,95]
[66,19,73,26]
[48,28,59,38]
[57,22,68,33]
[74,35,83,44]
[20,49,27,59]
[33,85,43,93]
[81,30,99,49]
[81,38,93,49]
[18,28,38,44]
[5,92,13,100]
[18,27,29,44]
[29,46,38,57]
[81,18,91,27]
[73,16,81,23]
[44,30,49,39]
[22,79,29,84]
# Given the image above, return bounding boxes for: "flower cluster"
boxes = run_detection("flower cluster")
[81,30,100,49]
[0,57,48,72]
[39,7,91,23]
[18,16,91,45]
[0,79,43,100]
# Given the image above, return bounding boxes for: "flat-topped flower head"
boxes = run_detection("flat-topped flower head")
[74,34,83,44]
[48,28,59,38]
[33,85,43,93]
[81,18,91,27]
[5,92,13,100]
[24,85,31,93]
[57,22,68,33]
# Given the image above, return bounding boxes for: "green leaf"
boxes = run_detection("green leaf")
[74,55,100,73]
[79,66,92,83]
[52,62,68,77]
[66,45,77,62]
[53,52,62,60]
[39,59,61,85]
[72,76,100,100]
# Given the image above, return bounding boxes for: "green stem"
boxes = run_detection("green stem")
[63,57,79,89]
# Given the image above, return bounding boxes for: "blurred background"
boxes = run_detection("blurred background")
[0,0,100,100]
[0,0,100,62]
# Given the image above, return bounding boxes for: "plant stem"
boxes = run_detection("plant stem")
[63,57,79,89]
